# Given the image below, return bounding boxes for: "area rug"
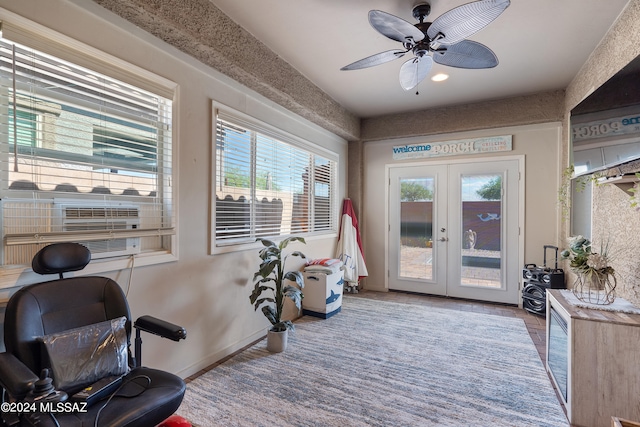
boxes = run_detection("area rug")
[178,296,568,427]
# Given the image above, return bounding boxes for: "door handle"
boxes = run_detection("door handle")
[438,237,449,242]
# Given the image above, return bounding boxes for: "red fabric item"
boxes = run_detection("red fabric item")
[306,258,342,266]
[156,415,192,427]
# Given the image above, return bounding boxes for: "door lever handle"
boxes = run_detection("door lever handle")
[438,237,449,242]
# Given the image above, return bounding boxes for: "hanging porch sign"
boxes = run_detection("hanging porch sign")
[392,135,512,160]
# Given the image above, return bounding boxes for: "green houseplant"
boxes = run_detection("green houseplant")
[561,235,616,305]
[250,237,306,352]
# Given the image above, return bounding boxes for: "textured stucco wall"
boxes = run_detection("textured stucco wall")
[347,140,364,217]
[565,0,640,112]
[92,0,361,142]
[591,184,640,304]
[361,90,566,142]
[564,0,640,304]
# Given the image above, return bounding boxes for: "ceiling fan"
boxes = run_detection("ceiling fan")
[341,0,511,91]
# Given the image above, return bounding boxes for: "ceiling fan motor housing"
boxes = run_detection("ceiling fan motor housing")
[412,3,434,51]
[411,21,433,55]
[412,3,431,22]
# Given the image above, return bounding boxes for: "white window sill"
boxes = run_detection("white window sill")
[212,232,338,255]
[0,251,177,302]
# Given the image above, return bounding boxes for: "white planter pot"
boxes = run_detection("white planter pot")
[266,328,288,353]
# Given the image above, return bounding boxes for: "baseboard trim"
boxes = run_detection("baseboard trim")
[176,329,265,380]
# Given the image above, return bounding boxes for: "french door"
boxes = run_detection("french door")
[388,158,521,304]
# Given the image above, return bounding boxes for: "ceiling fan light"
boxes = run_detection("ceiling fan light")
[431,73,449,82]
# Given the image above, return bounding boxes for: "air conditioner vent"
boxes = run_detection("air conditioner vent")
[65,207,140,219]
[56,202,141,259]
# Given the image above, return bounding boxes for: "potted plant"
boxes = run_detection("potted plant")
[561,235,616,305]
[250,236,306,352]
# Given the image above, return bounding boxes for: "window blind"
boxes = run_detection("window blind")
[0,36,174,265]
[214,111,337,246]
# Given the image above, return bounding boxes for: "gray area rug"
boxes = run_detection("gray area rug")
[179,296,568,426]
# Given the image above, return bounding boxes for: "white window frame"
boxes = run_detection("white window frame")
[0,14,178,288]
[211,102,339,254]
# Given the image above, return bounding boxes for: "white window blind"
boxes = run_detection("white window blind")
[0,36,174,265]
[215,109,337,246]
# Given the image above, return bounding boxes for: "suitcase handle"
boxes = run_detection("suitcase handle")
[543,245,559,269]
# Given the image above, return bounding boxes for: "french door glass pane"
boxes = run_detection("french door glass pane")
[460,174,501,288]
[399,178,434,280]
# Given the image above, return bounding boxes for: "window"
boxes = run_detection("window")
[214,107,337,247]
[9,109,36,146]
[0,34,174,266]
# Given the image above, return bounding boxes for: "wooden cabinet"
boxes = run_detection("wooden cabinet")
[546,290,640,427]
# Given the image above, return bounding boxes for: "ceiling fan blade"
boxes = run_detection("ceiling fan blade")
[399,56,433,91]
[427,0,510,46]
[369,10,425,44]
[341,49,407,71]
[432,40,498,69]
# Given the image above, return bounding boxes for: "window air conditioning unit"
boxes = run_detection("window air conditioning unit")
[55,202,141,259]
